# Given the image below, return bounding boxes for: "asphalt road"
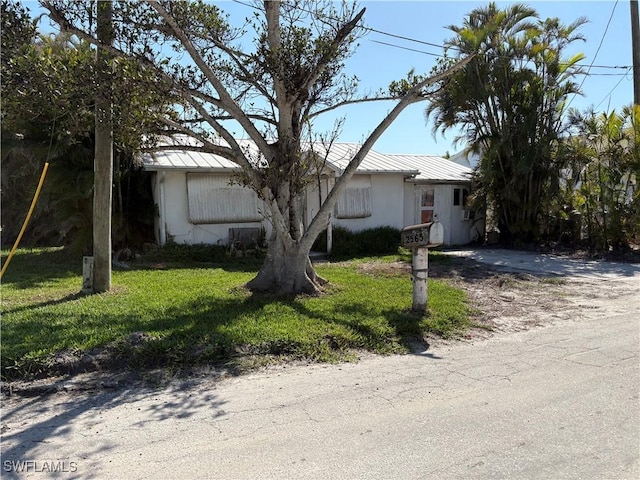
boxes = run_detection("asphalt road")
[2,250,639,480]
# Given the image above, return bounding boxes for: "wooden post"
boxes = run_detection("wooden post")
[82,256,94,293]
[92,0,114,293]
[632,0,640,105]
[412,247,429,313]
[401,222,443,314]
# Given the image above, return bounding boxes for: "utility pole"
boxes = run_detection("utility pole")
[93,0,114,293]
[632,0,640,105]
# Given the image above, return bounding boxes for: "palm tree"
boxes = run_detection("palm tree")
[565,105,640,252]
[426,2,586,245]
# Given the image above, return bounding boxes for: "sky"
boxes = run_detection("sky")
[32,0,636,157]
[310,0,636,156]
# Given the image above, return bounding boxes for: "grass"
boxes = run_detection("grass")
[1,247,470,380]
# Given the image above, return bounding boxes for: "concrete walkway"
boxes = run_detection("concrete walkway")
[443,247,640,279]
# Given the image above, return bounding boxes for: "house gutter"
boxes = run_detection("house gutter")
[333,168,419,176]
[406,178,472,184]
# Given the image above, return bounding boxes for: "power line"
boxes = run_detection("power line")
[580,0,620,75]
[369,39,442,58]
[229,0,633,113]
[587,70,632,77]
[595,70,631,109]
[364,24,455,52]
[231,0,632,72]
[369,38,632,74]
[367,20,631,70]
[566,0,619,109]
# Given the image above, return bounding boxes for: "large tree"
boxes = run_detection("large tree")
[42,0,469,294]
[425,2,586,245]
[1,0,171,252]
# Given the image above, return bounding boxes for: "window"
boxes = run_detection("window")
[421,189,434,207]
[335,175,372,219]
[454,187,469,207]
[187,173,262,224]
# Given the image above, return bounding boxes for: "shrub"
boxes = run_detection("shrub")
[313,226,401,258]
[143,242,229,263]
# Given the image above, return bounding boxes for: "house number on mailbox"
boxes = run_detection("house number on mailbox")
[401,228,427,248]
[400,222,444,249]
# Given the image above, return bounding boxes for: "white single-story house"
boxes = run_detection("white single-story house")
[142,139,484,248]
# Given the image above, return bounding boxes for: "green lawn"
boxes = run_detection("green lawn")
[1,247,470,380]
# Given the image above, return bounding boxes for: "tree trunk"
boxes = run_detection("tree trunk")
[246,233,326,295]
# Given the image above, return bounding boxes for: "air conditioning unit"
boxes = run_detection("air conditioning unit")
[461,209,471,221]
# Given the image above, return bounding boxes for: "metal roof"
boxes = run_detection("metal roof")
[385,153,473,182]
[142,136,260,172]
[142,138,472,182]
[313,143,471,182]
[308,142,419,176]
[143,148,240,172]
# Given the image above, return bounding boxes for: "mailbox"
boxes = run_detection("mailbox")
[400,222,444,249]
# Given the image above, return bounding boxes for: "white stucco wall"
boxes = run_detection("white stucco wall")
[331,174,406,231]
[305,176,331,229]
[404,182,484,246]
[151,171,270,246]
[151,170,483,247]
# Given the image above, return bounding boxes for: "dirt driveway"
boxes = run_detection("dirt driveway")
[434,248,640,338]
[358,248,640,341]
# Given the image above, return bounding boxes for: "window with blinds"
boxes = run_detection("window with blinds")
[187,173,262,224]
[335,175,372,219]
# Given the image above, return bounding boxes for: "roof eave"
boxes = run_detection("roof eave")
[144,165,241,173]
[406,177,472,184]
[357,169,420,175]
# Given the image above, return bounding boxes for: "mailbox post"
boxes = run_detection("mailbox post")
[400,222,444,313]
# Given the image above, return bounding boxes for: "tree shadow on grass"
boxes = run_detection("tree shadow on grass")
[125,257,264,274]
[2,273,454,382]
[1,247,265,292]
[1,291,89,316]
[1,296,254,381]
[1,248,82,289]
[286,298,445,359]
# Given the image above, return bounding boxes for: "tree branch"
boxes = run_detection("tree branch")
[147,1,271,154]
[299,8,366,97]
[310,93,422,119]
[302,54,475,249]
[42,0,275,172]
[186,89,276,126]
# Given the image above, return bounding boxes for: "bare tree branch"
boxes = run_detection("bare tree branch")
[302,53,475,248]
[310,94,415,119]
[299,8,366,99]
[147,1,271,154]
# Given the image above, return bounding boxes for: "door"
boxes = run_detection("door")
[416,187,437,224]
[415,185,451,245]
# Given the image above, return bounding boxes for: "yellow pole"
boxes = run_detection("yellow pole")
[0,162,50,280]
